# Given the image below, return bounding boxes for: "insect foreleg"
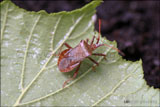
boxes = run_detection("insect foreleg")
[86,38,89,43]
[55,43,72,56]
[90,36,96,45]
[59,43,72,52]
[63,62,81,88]
[64,43,72,49]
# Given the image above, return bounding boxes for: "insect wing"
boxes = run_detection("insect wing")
[58,49,80,72]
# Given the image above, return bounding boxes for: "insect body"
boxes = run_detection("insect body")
[58,19,124,87]
[58,40,92,72]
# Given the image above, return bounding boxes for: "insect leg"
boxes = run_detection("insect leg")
[55,43,72,56]
[88,57,99,72]
[94,44,125,56]
[92,53,106,56]
[86,38,89,43]
[88,57,99,66]
[90,36,96,45]
[92,53,107,60]
[64,43,72,49]
[96,19,101,44]
[63,62,81,88]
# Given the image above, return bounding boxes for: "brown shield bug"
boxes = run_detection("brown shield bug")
[57,19,124,88]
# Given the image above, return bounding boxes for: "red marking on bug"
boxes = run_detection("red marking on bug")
[57,19,124,88]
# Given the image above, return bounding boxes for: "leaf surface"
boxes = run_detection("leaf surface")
[1,0,159,106]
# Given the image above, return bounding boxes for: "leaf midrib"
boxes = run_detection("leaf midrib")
[15,41,112,106]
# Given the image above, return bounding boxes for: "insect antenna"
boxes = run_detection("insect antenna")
[96,19,101,44]
[96,19,125,56]
[102,44,125,56]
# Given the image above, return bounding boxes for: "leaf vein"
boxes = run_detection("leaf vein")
[92,64,140,106]
[17,44,111,106]
[20,15,41,91]
[112,81,145,97]
[14,13,85,106]
[51,16,62,50]
[68,20,92,40]
[51,14,85,55]
[1,3,9,42]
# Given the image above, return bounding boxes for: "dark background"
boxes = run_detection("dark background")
[10,0,160,88]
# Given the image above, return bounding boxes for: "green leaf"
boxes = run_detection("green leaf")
[1,0,159,106]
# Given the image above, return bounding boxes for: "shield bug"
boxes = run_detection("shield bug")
[57,19,124,88]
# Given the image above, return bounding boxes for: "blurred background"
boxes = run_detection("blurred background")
[10,0,160,88]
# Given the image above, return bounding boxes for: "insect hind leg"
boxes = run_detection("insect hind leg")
[87,57,100,72]
[92,53,107,60]
[63,62,81,88]
[88,57,99,66]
